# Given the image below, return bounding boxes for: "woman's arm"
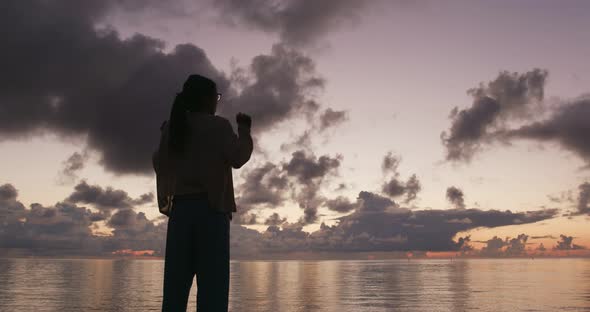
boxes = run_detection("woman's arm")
[221,114,253,169]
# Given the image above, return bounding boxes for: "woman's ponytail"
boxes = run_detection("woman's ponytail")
[168,93,188,155]
[168,74,217,155]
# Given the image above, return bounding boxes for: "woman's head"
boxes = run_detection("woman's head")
[180,74,220,114]
[168,74,220,154]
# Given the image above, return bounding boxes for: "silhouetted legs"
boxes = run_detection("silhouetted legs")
[196,207,230,311]
[162,198,230,312]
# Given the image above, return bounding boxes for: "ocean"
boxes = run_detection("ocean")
[0,258,588,311]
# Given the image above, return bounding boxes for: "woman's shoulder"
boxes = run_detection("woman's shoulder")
[188,113,233,131]
[210,114,231,125]
[191,113,230,123]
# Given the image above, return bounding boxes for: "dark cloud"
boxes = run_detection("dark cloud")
[324,196,358,213]
[0,1,338,176]
[280,130,313,152]
[0,184,26,226]
[554,234,585,250]
[235,151,341,225]
[403,175,421,203]
[258,192,557,253]
[446,186,466,209]
[0,184,18,202]
[0,198,100,256]
[57,151,89,184]
[479,236,505,257]
[577,182,590,214]
[264,213,287,226]
[235,191,558,254]
[443,71,590,168]
[283,151,341,183]
[382,178,406,198]
[66,181,152,212]
[0,183,165,256]
[319,108,348,131]
[220,44,325,134]
[0,183,561,257]
[133,192,155,206]
[478,234,530,257]
[237,162,289,212]
[504,234,529,256]
[530,235,557,240]
[441,69,548,161]
[282,151,342,224]
[380,153,422,203]
[456,236,473,253]
[356,191,397,212]
[502,97,590,167]
[0,0,229,175]
[382,152,401,173]
[212,0,370,46]
[103,212,167,255]
[339,193,554,251]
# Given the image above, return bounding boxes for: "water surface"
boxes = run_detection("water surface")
[0,258,588,311]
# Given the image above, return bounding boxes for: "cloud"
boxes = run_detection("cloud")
[554,234,585,250]
[283,150,341,182]
[279,108,349,153]
[235,151,341,224]
[282,150,342,224]
[264,213,287,226]
[255,192,557,253]
[106,208,166,249]
[57,151,89,184]
[0,1,339,176]
[220,44,325,134]
[66,181,153,212]
[320,192,555,252]
[577,182,590,214]
[0,0,230,175]
[547,190,574,204]
[0,182,165,256]
[319,108,348,131]
[478,234,530,257]
[466,233,589,257]
[442,71,590,168]
[0,197,101,256]
[133,192,155,206]
[324,196,358,213]
[441,69,548,161]
[0,184,26,226]
[356,191,398,212]
[382,152,401,172]
[446,186,466,209]
[479,236,505,256]
[380,153,422,203]
[0,184,18,202]
[504,234,529,256]
[0,183,561,257]
[502,96,590,167]
[236,162,289,212]
[212,0,371,46]
[530,235,557,240]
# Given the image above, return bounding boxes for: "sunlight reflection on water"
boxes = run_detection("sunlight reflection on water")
[0,258,589,311]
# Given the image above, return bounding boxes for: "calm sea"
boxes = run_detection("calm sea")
[0,258,588,311]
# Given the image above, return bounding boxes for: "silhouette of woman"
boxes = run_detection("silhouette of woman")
[155,74,253,311]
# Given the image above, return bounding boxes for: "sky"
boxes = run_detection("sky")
[1,0,589,258]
